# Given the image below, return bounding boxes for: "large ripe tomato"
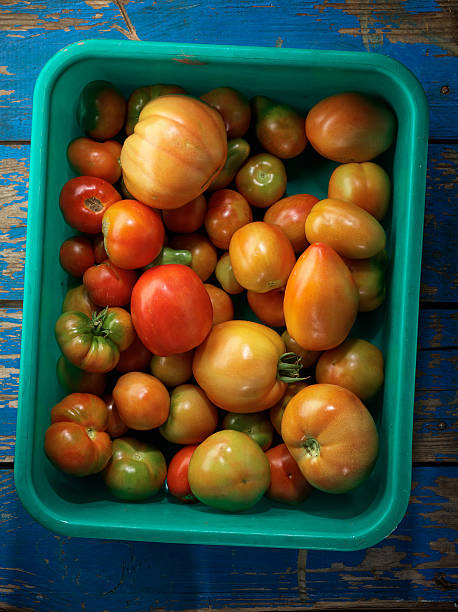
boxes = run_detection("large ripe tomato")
[235,153,287,208]
[204,283,234,326]
[44,393,111,477]
[188,430,271,512]
[150,350,194,387]
[265,444,313,505]
[67,138,122,184]
[169,233,217,282]
[193,320,301,413]
[112,371,170,430]
[76,80,126,140]
[83,260,137,307]
[121,95,227,209]
[59,236,95,278]
[200,87,251,138]
[162,195,207,234]
[281,384,379,494]
[221,411,274,451]
[130,264,213,356]
[229,221,296,293]
[167,444,199,503]
[204,189,253,250]
[305,92,396,163]
[102,199,165,269]
[263,193,319,253]
[284,243,359,351]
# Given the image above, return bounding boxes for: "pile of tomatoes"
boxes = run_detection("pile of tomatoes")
[44,79,394,511]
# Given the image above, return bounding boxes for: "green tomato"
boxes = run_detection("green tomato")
[221,412,274,450]
[76,80,126,140]
[235,153,287,208]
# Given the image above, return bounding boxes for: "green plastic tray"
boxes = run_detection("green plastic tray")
[14,40,428,550]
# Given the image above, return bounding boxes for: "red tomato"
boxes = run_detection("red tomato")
[204,189,253,250]
[167,445,199,503]
[150,350,194,387]
[93,234,108,263]
[83,260,137,307]
[235,153,287,208]
[102,199,165,269]
[162,195,207,233]
[104,393,129,438]
[67,137,122,184]
[200,87,251,138]
[247,289,285,327]
[112,371,170,430]
[204,283,234,326]
[116,335,153,373]
[266,444,313,505]
[59,176,120,234]
[214,252,244,295]
[169,233,217,282]
[59,236,95,278]
[131,264,213,356]
[263,193,319,253]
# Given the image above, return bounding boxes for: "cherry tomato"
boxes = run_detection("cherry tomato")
[204,283,234,326]
[104,394,129,438]
[263,193,319,253]
[67,137,122,184]
[131,264,213,356]
[116,335,153,373]
[125,83,187,136]
[269,381,311,435]
[59,176,121,234]
[150,350,194,387]
[221,412,274,451]
[215,252,244,295]
[208,138,251,192]
[112,371,170,430]
[160,384,219,445]
[188,430,270,512]
[235,153,287,208]
[83,260,137,307]
[204,189,253,250]
[102,199,165,269]
[281,330,321,369]
[56,356,107,396]
[62,284,98,318]
[247,289,285,327]
[200,87,251,138]
[76,80,126,140]
[229,221,296,293]
[266,444,313,505]
[169,233,217,282]
[59,236,95,278]
[343,250,388,312]
[162,195,207,234]
[167,445,199,503]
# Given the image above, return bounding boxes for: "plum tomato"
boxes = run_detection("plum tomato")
[235,153,287,208]
[62,284,98,318]
[221,412,274,451]
[167,445,199,503]
[150,350,194,387]
[204,283,234,326]
[67,137,122,184]
[169,233,217,282]
[204,189,253,250]
[247,288,285,327]
[266,443,313,505]
[59,176,121,234]
[343,250,388,312]
[208,138,251,192]
[263,193,319,253]
[103,393,129,438]
[83,260,137,307]
[112,371,170,430]
[56,355,107,396]
[76,80,126,140]
[215,252,244,295]
[200,86,251,138]
[116,335,153,374]
[125,83,187,136]
[59,236,95,278]
[269,380,311,436]
[162,195,207,234]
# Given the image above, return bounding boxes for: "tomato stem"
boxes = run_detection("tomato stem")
[303,437,320,458]
[91,306,110,337]
[277,352,307,383]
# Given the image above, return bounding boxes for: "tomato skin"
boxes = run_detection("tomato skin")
[67,137,122,184]
[204,283,234,326]
[305,92,396,163]
[305,198,386,259]
[315,338,384,401]
[116,335,153,373]
[162,195,207,234]
[269,381,311,435]
[263,194,319,253]
[103,437,167,501]
[44,393,111,477]
[130,264,213,356]
[56,356,107,396]
[205,189,253,250]
[235,153,287,208]
[104,394,129,438]
[200,87,251,138]
[208,138,251,192]
[93,234,108,263]
[343,250,388,312]
[266,444,313,505]
[252,95,307,159]
[229,221,296,293]
[62,284,98,318]
[281,384,379,494]
[215,252,244,295]
[59,176,121,234]
[125,84,187,136]
[150,350,194,387]
[169,233,217,282]
[59,236,95,278]
[167,445,199,503]
[76,80,126,140]
[247,289,285,327]
[83,260,137,307]
[112,372,170,430]
[281,330,321,370]
[160,384,219,445]
[284,243,359,351]
[192,320,287,414]
[102,199,165,269]
[221,412,274,451]
[188,430,271,512]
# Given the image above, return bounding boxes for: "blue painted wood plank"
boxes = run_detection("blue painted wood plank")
[418,310,458,349]
[0,0,456,140]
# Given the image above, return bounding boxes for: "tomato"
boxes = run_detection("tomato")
[252,95,307,159]
[162,195,207,234]
[229,221,296,293]
[269,381,310,435]
[159,384,219,445]
[169,233,217,282]
[93,234,108,263]
[112,371,170,430]
[62,284,98,318]
[59,176,121,234]
[83,260,137,307]
[67,137,122,184]
[215,252,244,295]
[343,250,388,312]
[76,80,126,140]
[121,95,227,209]
[150,350,194,387]
[193,320,302,413]
[265,444,313,505]
[104,394,129,438]
[131,264,213,356]
[263,193,319,253]
[247,289,285,327]
[56,355,107,396]
[208,138,251,192]
[315,338,384,401]
[188,430,270,512]
[305,92,396,163]
[55,306,135,373]
[125,83,187,136]
[204,189,253,250]
[305,198,386,259]
[102,199,165,269]
[116,335,153,373]
[103,437,167,501]
[235,153,287,208]
[167,445,199,503]
[44,393,111,477]
[281,384,379,494]
[200,87,251,138]
[204,283,234,326]
[59,236,95,278]
[143,246,192,270]
[221,412,274,451]
[327,161,391,221]
[281,330,321,370]
[284,243,359,351]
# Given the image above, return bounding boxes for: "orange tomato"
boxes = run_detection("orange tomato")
[112,372,170,431]
[263,193,319,253]
[247,289,285,327]
[204,283,234,326]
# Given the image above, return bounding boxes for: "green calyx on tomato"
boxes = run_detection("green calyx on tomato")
[277,352,307,383]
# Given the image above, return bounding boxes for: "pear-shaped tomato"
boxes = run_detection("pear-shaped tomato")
[284,243,359,351]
